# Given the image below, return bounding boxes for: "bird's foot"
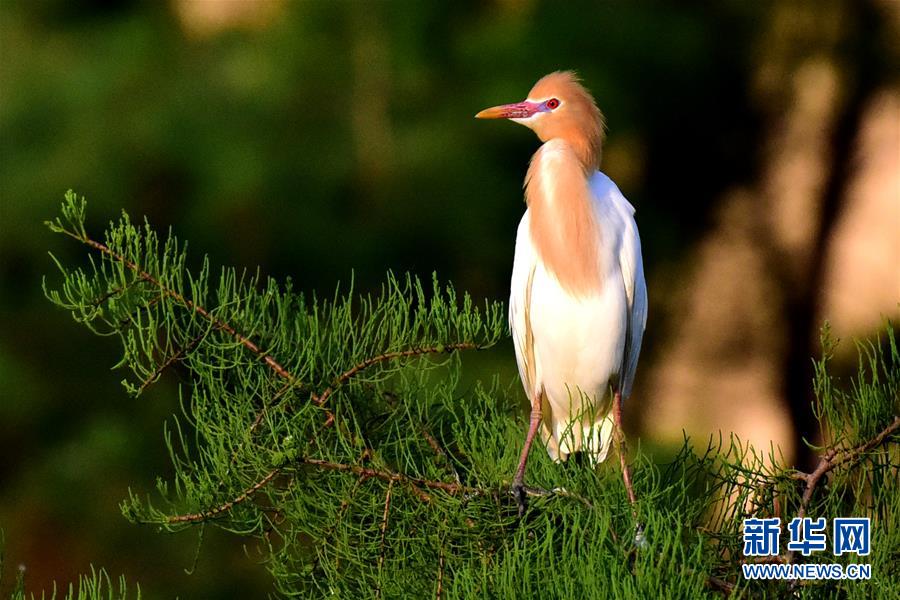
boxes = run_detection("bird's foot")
[510,479,527,517]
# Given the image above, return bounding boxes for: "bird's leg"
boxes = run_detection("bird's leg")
[613,391,647,547]
[612,390,637,509]
[511,392,542,516]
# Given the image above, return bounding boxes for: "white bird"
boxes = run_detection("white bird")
[476,71,647,510]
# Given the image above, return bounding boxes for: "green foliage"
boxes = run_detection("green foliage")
[42,192,899,598]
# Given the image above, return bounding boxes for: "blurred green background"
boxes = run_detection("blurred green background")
[1,0,897,596]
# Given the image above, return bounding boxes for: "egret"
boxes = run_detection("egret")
[476,71,647,512]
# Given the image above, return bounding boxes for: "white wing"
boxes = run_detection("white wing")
[508,210,541,400]
[592,172,647,399]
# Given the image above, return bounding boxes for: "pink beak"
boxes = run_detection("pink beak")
[475,101,540,119]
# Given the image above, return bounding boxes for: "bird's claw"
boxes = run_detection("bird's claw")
[510,480,527,517]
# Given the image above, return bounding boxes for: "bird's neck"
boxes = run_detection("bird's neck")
[525,141,603,296]
[536,117,604,173]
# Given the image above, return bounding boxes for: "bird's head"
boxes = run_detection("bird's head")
[475,70,606,170]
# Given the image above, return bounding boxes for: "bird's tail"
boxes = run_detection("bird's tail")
[549,414,615,466]
[584,416,615,467]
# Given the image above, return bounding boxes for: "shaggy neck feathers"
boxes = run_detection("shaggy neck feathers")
[525,141,602,296]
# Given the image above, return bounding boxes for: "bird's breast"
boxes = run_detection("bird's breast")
[525,140,604,297]
[527,259,627,401]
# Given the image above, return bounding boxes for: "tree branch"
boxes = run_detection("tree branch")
[137,328,210,394]
[164,455,486,526]
[375,479,395,599]
[793,415,900,520]
[705,573,736,595]
[88,276,152,307]
[382,390,462,484]
[167,468,280,524]
[435,537,445,600]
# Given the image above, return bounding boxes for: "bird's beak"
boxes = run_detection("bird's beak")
[475,101,539,119]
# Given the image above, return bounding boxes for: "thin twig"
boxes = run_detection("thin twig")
[421,426,462,484]
[137,328,210,394]
[375,480,395,599]
[420,427,447,460]
[167,468,280,524]
[322,474,370,575]
[247,378,309,436]
[408,482,433,503]
[705,573,736,595]
[117,294,165,329]
[383,390,462,484]
[89,276,152,306]
[435,539,445,600]
[793,415,899,520]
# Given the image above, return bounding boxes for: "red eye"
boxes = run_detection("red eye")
[546,98,560,109]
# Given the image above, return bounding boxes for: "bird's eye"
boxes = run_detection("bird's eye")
[545,98,560,110]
